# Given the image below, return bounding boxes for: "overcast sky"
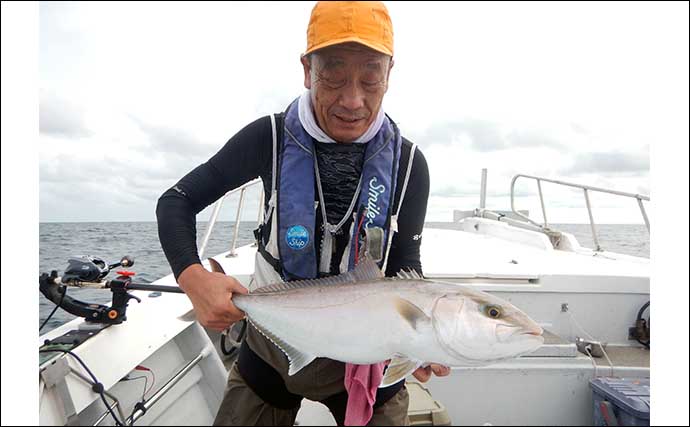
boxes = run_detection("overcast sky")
[39,1,688,224]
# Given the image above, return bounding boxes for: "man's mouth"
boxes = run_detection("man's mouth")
[334,114,365,125]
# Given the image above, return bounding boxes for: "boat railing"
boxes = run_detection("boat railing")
[198,178,264,259]
[509,174,650,251]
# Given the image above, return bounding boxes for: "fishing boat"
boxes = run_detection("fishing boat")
[38,170,650,426]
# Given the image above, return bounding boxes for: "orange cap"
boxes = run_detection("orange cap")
[305,1,394,57]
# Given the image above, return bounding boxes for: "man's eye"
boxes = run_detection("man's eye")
[362,80,384,92]
[325,79,345,88]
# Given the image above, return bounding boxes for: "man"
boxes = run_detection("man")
[157,2,448,425]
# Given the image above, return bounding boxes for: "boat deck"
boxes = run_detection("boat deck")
[594,346,649,369]
[39,215,650,426]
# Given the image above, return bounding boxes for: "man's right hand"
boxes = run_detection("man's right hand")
[177,264,248,332]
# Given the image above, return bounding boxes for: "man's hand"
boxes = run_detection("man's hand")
[177,264,248,331]
[412,364,451,382]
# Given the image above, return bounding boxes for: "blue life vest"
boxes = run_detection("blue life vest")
[275,99,402,280]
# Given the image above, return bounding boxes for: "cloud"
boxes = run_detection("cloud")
[39,111,227,222]
[430,184,535,198]
[40,153,178,222]
[563,151,650,175]
[39,151,259,222]
[411,119,569,153]
[570,122,590,135]
[37,2,676,223]
[128,115,215,160]
[507,129,567,151]
[414,119,505,151]
[430,185,478,198]
[39,90,92,138]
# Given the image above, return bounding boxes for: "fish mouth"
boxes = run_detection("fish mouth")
[496,325,543,343]
[519,328,545,347]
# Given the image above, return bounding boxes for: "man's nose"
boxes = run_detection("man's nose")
[338,81,366,111]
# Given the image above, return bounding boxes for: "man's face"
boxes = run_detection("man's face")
[301,43,393,143]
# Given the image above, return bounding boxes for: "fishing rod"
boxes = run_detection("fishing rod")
[39,256,189,426]
[39,255,185,326]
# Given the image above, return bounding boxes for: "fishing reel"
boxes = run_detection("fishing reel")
[61,255,134,283]
[40,255,184,326]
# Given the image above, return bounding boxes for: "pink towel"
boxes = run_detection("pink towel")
[344,362,386,426]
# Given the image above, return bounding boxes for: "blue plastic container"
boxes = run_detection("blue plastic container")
[590,377,650,426]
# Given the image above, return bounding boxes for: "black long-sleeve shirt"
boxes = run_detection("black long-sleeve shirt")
[156,115,429,280]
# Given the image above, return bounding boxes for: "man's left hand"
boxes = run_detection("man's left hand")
[412,364,451,382]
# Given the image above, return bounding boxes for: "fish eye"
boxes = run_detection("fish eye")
[485,306,502,319]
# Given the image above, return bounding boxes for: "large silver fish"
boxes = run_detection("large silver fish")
[233,258,543,387]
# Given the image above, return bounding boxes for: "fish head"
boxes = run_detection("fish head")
[431,287,543,364]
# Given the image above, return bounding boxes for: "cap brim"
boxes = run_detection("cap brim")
[304,35,392,57]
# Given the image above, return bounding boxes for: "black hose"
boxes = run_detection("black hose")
[221,320,247,357]
[39,349,124,426]
[39,286,66,332]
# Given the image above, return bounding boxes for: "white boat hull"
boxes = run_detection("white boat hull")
[39,218,649,426]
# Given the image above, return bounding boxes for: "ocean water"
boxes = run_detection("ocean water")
[549,223,649,257]
[38,221,257,333]
[38,222,649,333]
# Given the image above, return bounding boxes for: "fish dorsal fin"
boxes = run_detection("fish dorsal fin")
[396,268,423,280]
[251,274,350,294]
[351,256,385,281]
[379,356,423,388]
[246,317,315,376]
[251,256,383,294]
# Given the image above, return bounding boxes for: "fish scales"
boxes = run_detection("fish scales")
[231,258,544,385]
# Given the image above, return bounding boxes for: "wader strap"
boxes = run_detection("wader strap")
[263,114,279,227]
[237,341,302,410]
[270,114,277,195]
[395,143,417,218]
[382,143,417,273]
[254,225,282,273]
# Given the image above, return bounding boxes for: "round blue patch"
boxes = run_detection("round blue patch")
[286,225,310,250]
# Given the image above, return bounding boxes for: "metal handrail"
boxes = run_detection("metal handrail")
[127,350,208,425]
[198,178,264,259]
[510,174,650,252]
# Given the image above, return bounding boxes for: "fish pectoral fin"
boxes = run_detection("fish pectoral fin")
[246,317,315,376]
[394,297,431,331]
[379,357,423,388]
